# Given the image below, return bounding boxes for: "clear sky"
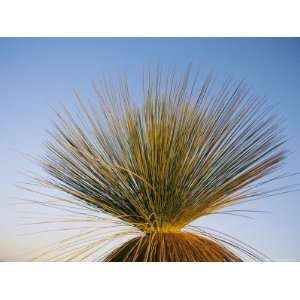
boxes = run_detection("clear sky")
[0,38,299,261]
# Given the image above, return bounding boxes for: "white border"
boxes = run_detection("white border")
[0,263,299,300]
[0,0,299,36]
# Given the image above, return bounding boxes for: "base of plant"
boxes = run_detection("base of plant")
[105,232,242,262]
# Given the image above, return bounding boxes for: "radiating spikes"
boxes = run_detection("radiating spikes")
[28,67,286,261]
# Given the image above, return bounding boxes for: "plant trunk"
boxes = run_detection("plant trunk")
[105,232,242,262]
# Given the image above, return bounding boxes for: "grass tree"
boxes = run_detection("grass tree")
[25,68,287,261]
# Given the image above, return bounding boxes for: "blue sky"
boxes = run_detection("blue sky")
[0,38,299,261]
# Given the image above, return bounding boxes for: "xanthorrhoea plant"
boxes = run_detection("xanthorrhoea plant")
[26,68,287,261]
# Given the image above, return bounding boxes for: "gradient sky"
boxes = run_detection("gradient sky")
[0,38,299,261]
